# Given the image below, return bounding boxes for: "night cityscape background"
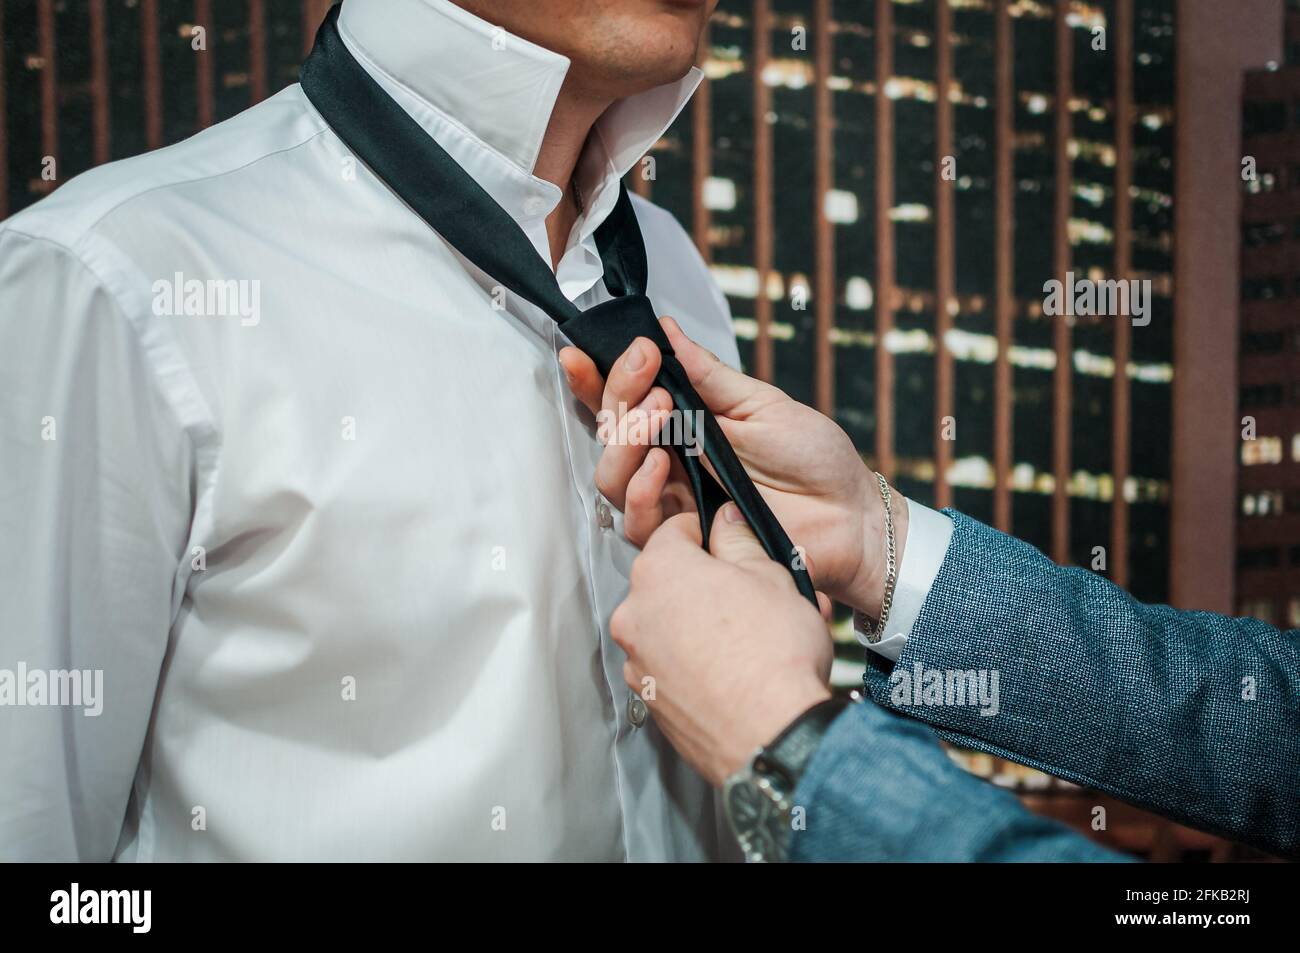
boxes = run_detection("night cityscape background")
[2,0,1294,860]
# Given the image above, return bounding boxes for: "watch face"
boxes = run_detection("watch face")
[725,776,788,862]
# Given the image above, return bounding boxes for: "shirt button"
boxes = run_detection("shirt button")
[627,693,648,728]
[596,501,614,530]
[523,196,549,217]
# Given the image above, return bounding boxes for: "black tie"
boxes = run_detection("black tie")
[300,7,816,605]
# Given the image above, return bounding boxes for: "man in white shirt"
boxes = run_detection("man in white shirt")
[0,0,731,861]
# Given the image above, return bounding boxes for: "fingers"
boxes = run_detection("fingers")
[562,337,674,511]
[660,316,766,415]
[600,337,661,421]
[558,347,603,415]
[595,386,672,509]
[816,591,833,622]
[623,513,704,629]
[624,447,671,546]
[642,510,705,556]
[706,502,771,569]
[596,342,666,501]
[559,336,662,422]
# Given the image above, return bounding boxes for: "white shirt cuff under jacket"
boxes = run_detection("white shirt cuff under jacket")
[855,500,955,663]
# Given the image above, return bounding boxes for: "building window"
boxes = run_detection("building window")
[1244,170,1279,194]
[1244,101,1286,136]
[1293,434,1300,462]
[1242,437,1283,465]
[1242,276,1287,301]
[1240,383,1284,407]
[1237,548,1282,571]
[1239,598,1276,624]
[1288,599,1300,629]
[1241,330,1286,354]
[1241,490,1284,516]
[1243,220,1286,246]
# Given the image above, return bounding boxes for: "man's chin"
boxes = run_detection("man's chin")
[582,7,707,90]
[601,47,702,96]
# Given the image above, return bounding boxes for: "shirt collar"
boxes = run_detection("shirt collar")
[337,0,701,231]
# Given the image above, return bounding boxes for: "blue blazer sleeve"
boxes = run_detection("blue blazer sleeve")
[862,511,1300,858]
[789,700,1129,861]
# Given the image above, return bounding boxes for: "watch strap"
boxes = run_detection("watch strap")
[756,696,848,789]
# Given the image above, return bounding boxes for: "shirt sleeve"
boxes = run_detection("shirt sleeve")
[790,699,1131,862]
[855,499,954,662]
[0,229,196,859]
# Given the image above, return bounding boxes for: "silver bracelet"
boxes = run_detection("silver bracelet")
[860,473,897,644]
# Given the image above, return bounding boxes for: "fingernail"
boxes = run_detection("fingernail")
[723,502,744,524]
[625,342,647,372]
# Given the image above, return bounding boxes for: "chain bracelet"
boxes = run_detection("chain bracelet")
[864,473,897,644]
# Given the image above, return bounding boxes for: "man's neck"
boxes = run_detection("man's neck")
[534,76,613,270]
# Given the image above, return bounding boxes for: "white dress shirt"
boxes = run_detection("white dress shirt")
[0,0,738,861]
[856,502,955,662]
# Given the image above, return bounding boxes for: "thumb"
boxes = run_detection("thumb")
[661,316,766,415]
[708,502,770,568]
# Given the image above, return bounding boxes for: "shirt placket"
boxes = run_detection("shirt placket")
[542,249,657,858]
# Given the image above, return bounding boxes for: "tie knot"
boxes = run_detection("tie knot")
[562,294,671,380]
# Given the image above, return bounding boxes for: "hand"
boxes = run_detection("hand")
[611,505,834,787]
[560,316,908,618]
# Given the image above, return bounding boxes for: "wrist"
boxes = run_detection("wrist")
[843,478,909,619]
[715,676,831,786]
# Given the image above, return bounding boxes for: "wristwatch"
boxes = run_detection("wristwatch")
[722,696,848,863]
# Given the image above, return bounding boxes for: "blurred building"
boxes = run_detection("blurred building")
[1238,0,1300,628]
[0,0,1288,860]
[646,0,1178,608]
[0,0,331,219]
